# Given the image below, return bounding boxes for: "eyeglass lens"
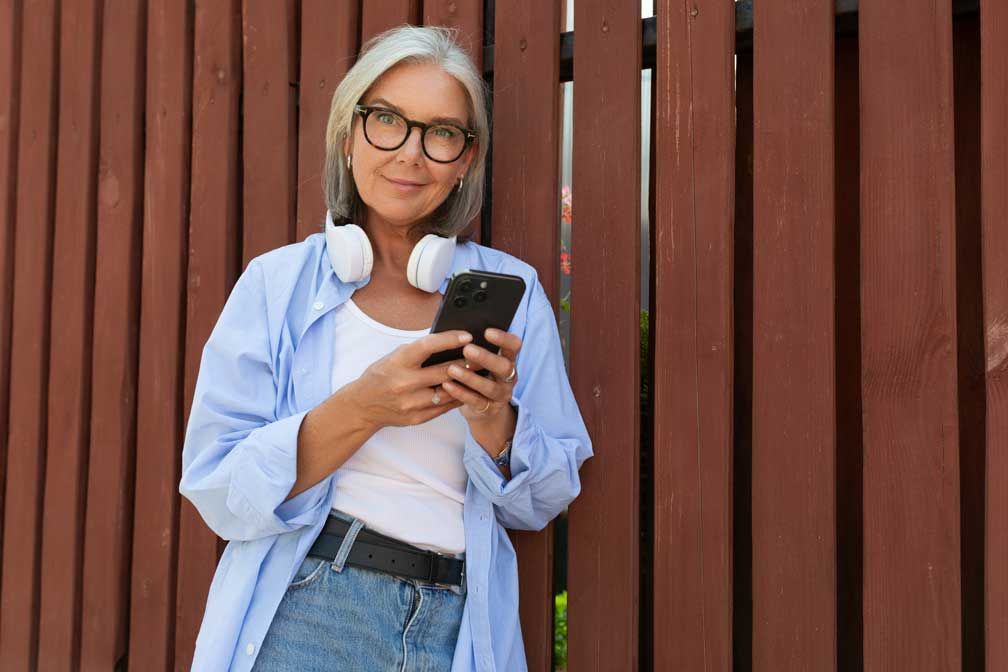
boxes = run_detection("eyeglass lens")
[365,109,466,162]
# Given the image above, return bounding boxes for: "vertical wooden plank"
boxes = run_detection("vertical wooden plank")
[423,0,483,243]
[129,1,192,670]
[361,0,421,44]
[0,0,22,531]
[36,0,102,668]
[242,0,297,258]
[567,2,640,671]
[751,2,836,670]
[0,1,58,669]
[651,1,735,670]
[489,2,560,669]
[859,3,961,670]
[79,1,145,668]
[174,0,242,668]
[296,0,358,241]
[983,1,1008,670]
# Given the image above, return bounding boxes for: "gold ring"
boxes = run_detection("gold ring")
[479,398,491,414]
[503,366,517,384]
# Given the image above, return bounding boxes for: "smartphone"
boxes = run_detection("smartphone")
[421,269,526,371]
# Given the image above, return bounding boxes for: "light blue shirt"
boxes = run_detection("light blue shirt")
[178,232,593,671]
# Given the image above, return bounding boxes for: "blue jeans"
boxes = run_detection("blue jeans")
[251,511,467,671]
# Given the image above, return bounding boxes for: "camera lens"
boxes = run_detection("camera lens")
[457,280,472,293]
[453,296,467,308]
[473,290,487,303]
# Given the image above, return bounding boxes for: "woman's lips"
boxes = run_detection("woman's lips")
[384,176,426,191]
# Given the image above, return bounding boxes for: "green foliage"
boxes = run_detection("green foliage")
[554,591,568,670]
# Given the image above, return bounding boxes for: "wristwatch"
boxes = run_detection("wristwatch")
[493,439,513,469]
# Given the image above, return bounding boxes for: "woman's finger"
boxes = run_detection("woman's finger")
[484,328,522,360]
[461,344,515,380]
[441,379,494,410]
[446,362,510,402]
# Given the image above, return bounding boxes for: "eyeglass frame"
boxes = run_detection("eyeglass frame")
[353,104,477,164]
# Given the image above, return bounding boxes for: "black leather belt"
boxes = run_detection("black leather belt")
[307,514,465,587]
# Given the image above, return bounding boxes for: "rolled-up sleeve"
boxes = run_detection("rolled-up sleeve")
[179,260,331,541]
[462,273,593,531]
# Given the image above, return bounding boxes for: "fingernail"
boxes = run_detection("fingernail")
[459,332,472,343]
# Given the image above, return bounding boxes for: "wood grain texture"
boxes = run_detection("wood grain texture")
[0,1,58,669]
[859,2,962,669]
[567,2,641,670]
[174,1,242,668]
[651,1,735,670]
[489,2,561,668]
[36,0,102,668]
[296,0,358,241]
[242,0,297,259]
[361,0,421,44]
[129,2,192,670]
[79,1,145,668]
[752,2,837,670]
[0,0,21,538]
[983,1,1008,670]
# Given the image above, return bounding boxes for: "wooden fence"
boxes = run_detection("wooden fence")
[0,1,1005,670]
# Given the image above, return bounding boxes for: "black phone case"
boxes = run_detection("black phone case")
[421,270,526,370]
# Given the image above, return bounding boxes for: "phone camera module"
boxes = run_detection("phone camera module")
[453,296,467,308]
[457,280,473,293]
[473,290,487,303]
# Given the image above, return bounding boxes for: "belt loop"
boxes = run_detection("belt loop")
[330,518,365,573]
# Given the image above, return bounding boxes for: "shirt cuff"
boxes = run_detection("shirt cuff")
[462,396,538,503]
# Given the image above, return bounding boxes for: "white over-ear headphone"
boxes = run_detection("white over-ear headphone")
[324,210,457,293]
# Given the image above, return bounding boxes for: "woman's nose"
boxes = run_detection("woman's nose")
[396,126,425,161]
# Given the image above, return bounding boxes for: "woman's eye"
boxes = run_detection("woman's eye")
[433,126,457,139]
[377,113,397,125]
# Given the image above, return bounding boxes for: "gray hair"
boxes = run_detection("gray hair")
[322,25,490,238]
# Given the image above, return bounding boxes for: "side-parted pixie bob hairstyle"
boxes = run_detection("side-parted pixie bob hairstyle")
[322,25,490,238]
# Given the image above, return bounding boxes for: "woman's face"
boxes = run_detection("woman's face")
[344,62,477,231]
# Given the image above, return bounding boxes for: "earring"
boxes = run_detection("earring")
[346,154,352,170]
[457,174,464,192]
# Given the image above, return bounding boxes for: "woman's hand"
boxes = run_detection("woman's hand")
[346,330,470,430]
[438,328,522,422]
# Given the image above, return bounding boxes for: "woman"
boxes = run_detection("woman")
[179,25,592,671]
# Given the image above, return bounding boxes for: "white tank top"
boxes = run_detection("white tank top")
[328,297,468,556]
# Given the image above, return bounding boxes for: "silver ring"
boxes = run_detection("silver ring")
[503,366,517,384]
[431,391,441,405]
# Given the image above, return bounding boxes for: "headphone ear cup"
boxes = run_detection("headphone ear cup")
[407,234,457,293]
[325,212,373,282]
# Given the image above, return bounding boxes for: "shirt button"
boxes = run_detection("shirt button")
[313,301,324,310]
[246,643,255,655]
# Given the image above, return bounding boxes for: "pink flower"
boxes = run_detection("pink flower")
[561,185,572,225]
[560,250,571,276]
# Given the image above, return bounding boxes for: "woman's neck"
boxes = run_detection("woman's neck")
[362,211,425,277]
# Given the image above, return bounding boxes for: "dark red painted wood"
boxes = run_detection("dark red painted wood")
[296,0,359,241]
[567,2,641,670]
[489,2,560,668]
[129,2,192,670]
[174,1,243,669]
[79,1,146,668]
[651,1,735,670]
[361,0,421,44]
[0,2,58,669]
[36,0,102,668]
[242,0,297,258]
[752,2,837,669]
[983,2,1008,670]
[0,0,22,544]
[860,2,962,669]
